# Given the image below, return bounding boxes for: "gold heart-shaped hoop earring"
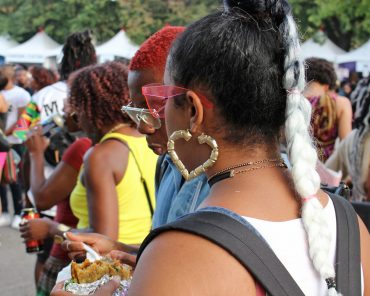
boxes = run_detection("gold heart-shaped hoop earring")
[167,129,219,181]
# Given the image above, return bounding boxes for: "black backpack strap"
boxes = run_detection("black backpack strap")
[137,210,304,296]
[328,193,361,296]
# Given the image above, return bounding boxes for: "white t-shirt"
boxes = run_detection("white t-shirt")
[1,85,31,130]
[243,198,364,295]
[32,81,67,122]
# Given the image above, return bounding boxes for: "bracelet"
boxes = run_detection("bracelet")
[54,224,71,244]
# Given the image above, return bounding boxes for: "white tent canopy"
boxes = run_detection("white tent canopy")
[336,39,370,64]
[301,37,346,62]
[0,35,19,55]
[4,30,61,64]
[96,29,138,61]
[336,39,370,75]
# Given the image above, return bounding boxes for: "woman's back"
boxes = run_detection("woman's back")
[70,133,157,244]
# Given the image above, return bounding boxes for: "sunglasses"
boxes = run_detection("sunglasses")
[142,83,213,119]
[121,102,162,129]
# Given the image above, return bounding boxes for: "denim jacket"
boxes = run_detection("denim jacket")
[152,154,210,229]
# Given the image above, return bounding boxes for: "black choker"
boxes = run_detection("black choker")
[207,159,287,187]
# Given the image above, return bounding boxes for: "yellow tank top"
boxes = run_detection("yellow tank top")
[70,132,157,244]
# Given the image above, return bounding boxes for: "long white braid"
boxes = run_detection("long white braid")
[282,15,341,296]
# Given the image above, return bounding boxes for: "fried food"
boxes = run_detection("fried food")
[71,259,132,284]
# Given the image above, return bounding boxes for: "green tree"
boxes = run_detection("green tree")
[290,0,370,50]
[0,0,221,46]
[0,0,125,44]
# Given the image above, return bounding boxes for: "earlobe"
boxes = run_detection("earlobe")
[186,91,204,133]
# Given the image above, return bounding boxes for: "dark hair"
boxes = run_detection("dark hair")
[30,66,57,91]
[168,3,290,145]
[305,58,337,90]
[68,61,132,131]
[0,72,8,90]
[168,2,342,294]
[60,30,97,80]
[351,77,370,132]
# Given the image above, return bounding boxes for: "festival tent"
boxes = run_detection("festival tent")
[0,35,18,64]
[301,37,346,62]
[4,30,61,64]
[0,35,19,55]
[96,29,138,62]
[336,39,370,75]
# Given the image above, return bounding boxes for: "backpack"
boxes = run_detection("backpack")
[44,128,76,167]
[137,192,361,296]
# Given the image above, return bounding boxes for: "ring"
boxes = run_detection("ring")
[66,241,70,251]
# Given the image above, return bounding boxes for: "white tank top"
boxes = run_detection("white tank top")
[243,198,363,295]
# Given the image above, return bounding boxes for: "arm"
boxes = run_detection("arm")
[0,94,9,113]
[26,129,79,210]
[60,232,139,265]
[367,163,370,202]
[19,217,69,241]
[129,232,255,296]
[358,217,370,296]
[84,141,129,240]
[336,95,352,140]
[5,106,25,135]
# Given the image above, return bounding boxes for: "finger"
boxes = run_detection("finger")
[65,232,99,244]
[108,250,137,268]
[50,281,71,296]
[20,232,31,239]
[62,240,85,253]
[43,136,50,147]
[94,276,120,296]
[19,224,29,232]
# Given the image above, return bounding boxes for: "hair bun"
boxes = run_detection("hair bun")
[223,0,290,24]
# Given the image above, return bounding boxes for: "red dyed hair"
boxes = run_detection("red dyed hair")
[129,25,185,73]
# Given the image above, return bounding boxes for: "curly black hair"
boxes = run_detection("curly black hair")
[68,61,132,131]
[305,58,337,90]
[60,30,97,80]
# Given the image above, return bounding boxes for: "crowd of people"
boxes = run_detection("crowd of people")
[0,0,369,295]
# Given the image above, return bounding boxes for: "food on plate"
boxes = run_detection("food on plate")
[71,259,132,284]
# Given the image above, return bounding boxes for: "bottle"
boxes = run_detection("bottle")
[21,208,44,254]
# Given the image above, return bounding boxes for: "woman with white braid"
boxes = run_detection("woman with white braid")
[51,0,369,295]
[127,0,369,295]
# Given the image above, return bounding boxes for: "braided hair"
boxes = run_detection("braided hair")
[168,0,341,294]
[60,30,97,80]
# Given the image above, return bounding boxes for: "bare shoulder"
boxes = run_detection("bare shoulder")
[85,140,129,167]
[358,216,370,295]
[335,95,352,111]
[129,231,256,296]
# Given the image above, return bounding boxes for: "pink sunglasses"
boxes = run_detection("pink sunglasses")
[141,83,213,119]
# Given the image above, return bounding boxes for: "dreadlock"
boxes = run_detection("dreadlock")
[60,30,97,80]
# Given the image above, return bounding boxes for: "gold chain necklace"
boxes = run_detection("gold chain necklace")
[106,123,131,134]
[207,158,287,187]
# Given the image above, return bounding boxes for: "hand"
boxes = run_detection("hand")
[19,217,57,241]
[62,232,117,260]
[50,276,120,296]
[107,250,137,268]
[25,126,50,154]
